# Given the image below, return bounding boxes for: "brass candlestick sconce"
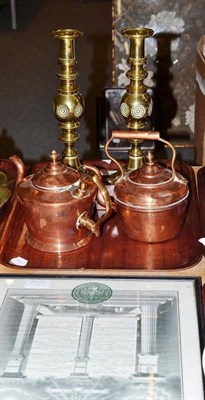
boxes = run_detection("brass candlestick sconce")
[120,27,154,170]
[53,29,84,169]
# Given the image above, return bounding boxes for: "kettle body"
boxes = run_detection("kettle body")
[16,151,112,252]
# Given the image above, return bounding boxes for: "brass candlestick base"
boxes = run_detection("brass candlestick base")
[53,29,84,169]
[120,27,154,171]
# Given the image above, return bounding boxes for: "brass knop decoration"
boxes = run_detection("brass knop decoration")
[120,27,154,171]
[53,29,84,169]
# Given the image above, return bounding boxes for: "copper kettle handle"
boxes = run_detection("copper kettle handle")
[77,166,112,237]
[105,130,177,178]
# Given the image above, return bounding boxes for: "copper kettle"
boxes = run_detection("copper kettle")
[14,151,112,252]
[105,131,189,243]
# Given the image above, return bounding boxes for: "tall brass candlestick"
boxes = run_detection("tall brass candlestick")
[53,29,84,169]
[120,27,154,170]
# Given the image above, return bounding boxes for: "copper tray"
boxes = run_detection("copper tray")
[197,167,205,233]
[0,161,202,270]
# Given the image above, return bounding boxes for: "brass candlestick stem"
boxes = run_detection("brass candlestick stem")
[120,27,154,170]
[53,29,84,169]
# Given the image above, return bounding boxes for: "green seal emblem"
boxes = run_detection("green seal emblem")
[72,282,112,304]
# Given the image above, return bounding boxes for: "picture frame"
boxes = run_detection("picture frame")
[0,275,204,399]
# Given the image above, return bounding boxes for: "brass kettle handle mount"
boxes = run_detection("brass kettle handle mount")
[76,165,112,237]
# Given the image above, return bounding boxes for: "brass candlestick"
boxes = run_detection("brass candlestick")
[53,29,84,169]
[120,27,154,170]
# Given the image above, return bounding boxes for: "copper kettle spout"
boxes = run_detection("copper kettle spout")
[9,155,25,184]
[0,155,25,257]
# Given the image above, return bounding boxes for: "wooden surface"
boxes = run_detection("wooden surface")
[197,166,205,239]
[0,162,204,283]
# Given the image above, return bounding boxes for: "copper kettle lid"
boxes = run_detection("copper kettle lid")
[128,152,173,186]
[31,150,80,190]
[114,152,189,209]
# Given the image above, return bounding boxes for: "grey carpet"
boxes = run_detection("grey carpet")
[0,0,112,163]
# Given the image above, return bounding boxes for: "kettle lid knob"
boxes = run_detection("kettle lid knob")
[49,150,59,164]
[145,150,154,165]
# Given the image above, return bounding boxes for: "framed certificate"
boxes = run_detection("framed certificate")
[0,275,204,399]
